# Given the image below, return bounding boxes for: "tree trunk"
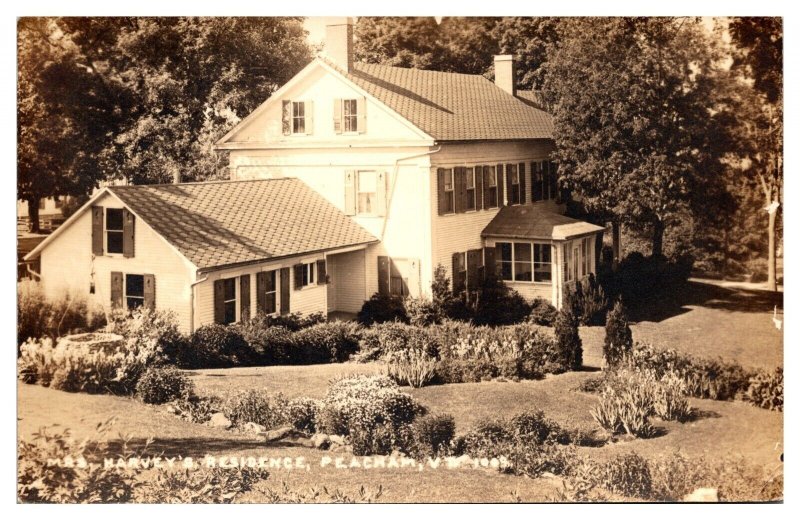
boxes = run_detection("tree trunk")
[611,221,621,268]
[767,201,778,291]
[652,219,665,258]
[27,198,40,233]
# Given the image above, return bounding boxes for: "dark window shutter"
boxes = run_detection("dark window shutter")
[484,247,498,277]
[333,98,342,134]
[280,267,290,314]
[436,168,447,215]
[110,271,123,308]
[482,166,493,208]
[256,272,267,313]
[475,166,484,210]
[377,256,390,295]
[505,164,513,206]
[91,206,104,256]
[344,170,356,215]
[293,264,304,290]
[357,97,367,133]
[533,162,543,202]
[240,274,251,321]
[282,100,291,136]
[213,279,225,324]
[452,252,466,294]
[466,249,483,291]
[519,162,527,205]
[375,171,387,217]
[317,259,327,285]
[122,209,135,258]
[143,274,155,310]
[496,164,505,206]
[453,167,464,213]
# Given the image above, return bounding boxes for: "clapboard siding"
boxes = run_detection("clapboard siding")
[38,192,196,332]
[327,249,367,313]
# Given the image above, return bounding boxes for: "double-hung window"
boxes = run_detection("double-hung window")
[507,164,520,205]
[485,166,498,208]
[564,243,573,282]
[301,262,315,287]
[292,101,306,134]
[357,171,377,215]
[264,270,277,314]
[498,242,552,283]
[465,167,476,211]
[443,169,455,214]
[222,278,236,324]
[343,99,358,132]
[534,244,552,282]
[125,274,145,310]
[106,208,124,254]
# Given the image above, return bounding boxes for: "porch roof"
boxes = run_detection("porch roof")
[481,205,604,241]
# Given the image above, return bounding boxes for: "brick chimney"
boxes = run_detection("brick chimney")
[325,17,354,73]
[494,54,516,96]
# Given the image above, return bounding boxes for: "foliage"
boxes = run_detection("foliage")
[186,324,252,368]
[528,298,558,326]
[742,367,783,412]
[599,252,693,305]
[405,296,444,327]
[430,264,472,322]
[386,348,438,388]
[234,321,294,365]
[257,311,326,332]
[570,274,609,325]
[106,307,188,366]
[411,414,456,458]
[553,306,582,371]
[262,481,384,504]
[221,389,289,429]
[285,397,322,434]
[17,280,106,346]
[603,299,633,367]
[139,466,270,504]
[172,394,223,424]
[471,273,531,327]
[291,321,362,364]
[356,293,409,326]
[510,409,570,445]
[592,452,653,499]
[135,366,193,404]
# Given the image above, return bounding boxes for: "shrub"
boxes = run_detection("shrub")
[461,419,514,458]
[187,324,252,368]
[528,298,557,326]
[412,414,455,457]
[591,371,657,438]
[285,397,321,434]
[594,452,653,499]
[356,293,408,326]
[135,366,194,404]
[106,307,187,366]
[603,300,633,367]
[386,348,438,388]
[565,274,608,326]
[18,337,57,386]
[17,280,106,346]
[510,409,569,445]
[554,306,582,371]
[505,442,574,479]
[235,320,294,365]
[431,264,473,322]
[359,322,440,360]
[260,311,326,332]
[291,321,362,364]
[17,280,52,345]
[650,370,691,422]
[405,297,443,327]
[139,466,270,504]
[172,394,223,424]
[743,367,783,412]
[222,390,289,429]
[471,274,531,326]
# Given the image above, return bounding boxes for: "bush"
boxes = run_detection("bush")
[106,307,187,366]
[290,321,362,364]
[743,367,783,411]
[412,414,455,457]
[591,370,658,438]
[235,320,294,365]
[405,297,443,327]
[17,337,57,386]
[135,366,194,404]
[186,324,252,368]
[358,322,440,362]
[386,348,438,388]
[356,293,408,326]
[431,263,472,322]
[260,311,326,332]
[594,452,653,499]
[510,409,570,445]
[650,370,691,422]
[528,298,557,326]
[285,397,321,434]
[554,307,582,371]
[505,442,574,479]
[599,252,694,305]
[139,466,270,504]
[471,274,531,326]
[17,280,106,346]
[461,419,514,458]
[565,274,608,326]
[172,394,223,424]
[603,299,633,367]
[222,390,289,429]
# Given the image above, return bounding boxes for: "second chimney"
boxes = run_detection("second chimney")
[494,55,516,96]
[325,17,354,73]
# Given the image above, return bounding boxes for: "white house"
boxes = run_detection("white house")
[25,18,604,333]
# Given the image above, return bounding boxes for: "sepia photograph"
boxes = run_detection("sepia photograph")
[12,5,788,506]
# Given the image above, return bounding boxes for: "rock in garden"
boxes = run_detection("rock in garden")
[683,488,718,502]
[328,435,346,446]
[242,422,265,435]
[264,426,295,442]
[311,433,330,449]
[207,412,232,429]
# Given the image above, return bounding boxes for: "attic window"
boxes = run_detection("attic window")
[343,99,358,132]
[106,208,124,254]
[292,101,306,134]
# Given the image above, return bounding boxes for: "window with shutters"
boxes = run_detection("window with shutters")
[357,171,377,215]
[292,101,306,134]
[465,167,477,211]
[343,99,358,132]
[125,274,145,310]
[443,169,455,214]
[534,161,560,201]
[485,166,498,208]
[222,278,237,324]
[106,208,124,254]
[264,270,277,314]
[497,242,552,283]
[507,164,521,205]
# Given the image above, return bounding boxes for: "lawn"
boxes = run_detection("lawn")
[17,279,783,502]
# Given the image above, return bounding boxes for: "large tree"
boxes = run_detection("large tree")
[541,17,734,258]
[728,17,783,290]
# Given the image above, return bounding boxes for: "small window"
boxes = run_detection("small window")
[343,99,358,132]
[264,270,277,314]
[507,164,520,205]
[497,243,513,281]
[564,243,573,282]
[453,252,467,292]
[222,278,236,324]
[125,274,145,310]
[534,244,552,282]
[465,168,476,211]
[300,262,315,288]
[292,101,306,134]
[443,169,455,214]
[582,237,591,277]
[357,171,377,215]
[485,166,498,208]
[106,208,124,254]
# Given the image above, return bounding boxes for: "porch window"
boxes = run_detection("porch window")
[497,243,513,281]
[514,243,533,282]
[534,244,552,282]
[343,99,358,132]
[106,208,124,254]
[125,274,145,310]
[292,101,306,134]
[357,171,377,215]
[582,237,591,277]
[564,242,573,282]
[222,278,236,324]
[264,270,277,314]
[507,164,521,205]
[485,166,498,208]
[465,167,476,211]
[443,169,455,214]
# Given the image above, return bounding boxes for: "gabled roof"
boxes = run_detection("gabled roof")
[340,62,554,141]
[108,179,377,271]
[482,205,604,241]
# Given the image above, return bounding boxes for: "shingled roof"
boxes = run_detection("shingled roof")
[339,62,553,141]
[108,179,377,271]
[482,205,604,241]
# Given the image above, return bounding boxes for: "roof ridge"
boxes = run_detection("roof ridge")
[354,61,491,80]
[108,177,297,190]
